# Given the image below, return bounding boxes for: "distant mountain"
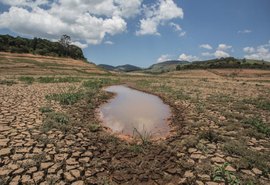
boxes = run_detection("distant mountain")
[176,57,270,70]
[145,60,190,73]
[98,64,116,71]
[98,64,141,72]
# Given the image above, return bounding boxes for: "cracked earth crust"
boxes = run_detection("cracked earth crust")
[0,76,270,185]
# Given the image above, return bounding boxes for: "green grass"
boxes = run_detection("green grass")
[18,76,35,84]
[46,92,84,105]
[223,140,270,174]
[212,162,240,185]
[243,118,270,137]
[243,98,270,111]
[199,130,223,143]
[41,112,70,132]
[37,76,81,83]
[88,123,101,132]
[39,106,53,113]
[83,78,119,89]
[0,79,17,86]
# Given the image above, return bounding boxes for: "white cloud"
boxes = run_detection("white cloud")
[200,43,232,58]
[169,22,186,37]
[243,47,255,53]
[238,29,252,34]
[199,44,213,50]
[0,0,49,8]
[179,31,186,37]
[169,22,181,31]
[214,50,230,58]
[104,41,114,45]
[178,53,199,62]
[217,44,232,51]
[243,41,270,61]
[156,54,171,63]
[201,52,212,57]
[71,41,88,49]
[0,0,144,45]
[136,0,183,36]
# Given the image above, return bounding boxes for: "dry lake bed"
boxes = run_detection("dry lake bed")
[0,67,270,184]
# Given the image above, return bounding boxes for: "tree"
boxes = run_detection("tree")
[176,65,181,71]
[59,35,71,56]
[59,34,71,48]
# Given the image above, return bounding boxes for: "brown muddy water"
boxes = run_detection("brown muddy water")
[98,85,171,138]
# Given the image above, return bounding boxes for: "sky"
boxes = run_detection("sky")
[0,0,269,68]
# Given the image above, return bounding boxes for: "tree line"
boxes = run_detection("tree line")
[176,57,270,70]
[0,34,85,60]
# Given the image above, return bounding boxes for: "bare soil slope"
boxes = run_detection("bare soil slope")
[0,52,106,75]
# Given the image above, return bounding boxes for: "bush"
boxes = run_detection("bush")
[0,80,17,86]
[244,118,270,137]
[39,107,53,113]
[18,76,35,84]
[41,112,70,132]
[199,130,223,143]
[46,92,83,105]
[37,77,81,83]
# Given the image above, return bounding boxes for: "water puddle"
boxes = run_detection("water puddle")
[98,85,171,138]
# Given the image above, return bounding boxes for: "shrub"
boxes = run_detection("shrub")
[18,76,35,84]
[39,106,53,113]
[0,80,17,86]
[41,112,70,132]
[244,118,270,137]
[46,92,83,105]
[199,130,223,143]
[37,77,81,83]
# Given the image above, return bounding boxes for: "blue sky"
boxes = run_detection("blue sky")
[0,0,269,67]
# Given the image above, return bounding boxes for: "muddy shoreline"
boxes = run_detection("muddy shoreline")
[94,84,180,142]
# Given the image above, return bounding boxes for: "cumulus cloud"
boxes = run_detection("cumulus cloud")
[199,44,212,50]
[156,54,171,63]
[200,43,232,58]
[136,0,183,36]
[243,47,255,53]
[169,22,186,37]
[0,0,49,8]
[243,41,270,61]
[0,0,144,44]
[178,53,199,62]
[214,50,230,58]
[217,44,232,51]
[71,41,88,49]
[238,29,252,34]
[179,31,186,37]
[104,41,114,45]
[169,22,181,31]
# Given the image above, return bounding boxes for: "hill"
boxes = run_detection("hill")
[0,34,85,60]
[98,64,141,72]
[0,52,106,75]
[145,60,190,73]
[176,57,270,70]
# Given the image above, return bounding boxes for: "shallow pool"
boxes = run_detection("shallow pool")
[98,85,171,138]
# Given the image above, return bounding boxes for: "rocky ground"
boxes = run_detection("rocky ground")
[0,73,270,185]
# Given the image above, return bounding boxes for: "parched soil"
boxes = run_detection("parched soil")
[0,69,270,185]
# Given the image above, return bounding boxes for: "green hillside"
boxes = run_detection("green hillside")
[176,57,270,70]
[0,34,85,60]
[98,64,142,72]
[145,60,189,73]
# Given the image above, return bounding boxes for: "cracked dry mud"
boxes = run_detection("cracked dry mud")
[0,77,270,185]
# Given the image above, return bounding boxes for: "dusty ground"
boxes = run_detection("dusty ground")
[0,52,107,75]
[0,68,270,185]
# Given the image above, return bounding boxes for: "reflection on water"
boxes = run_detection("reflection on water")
[99,85,171,137]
